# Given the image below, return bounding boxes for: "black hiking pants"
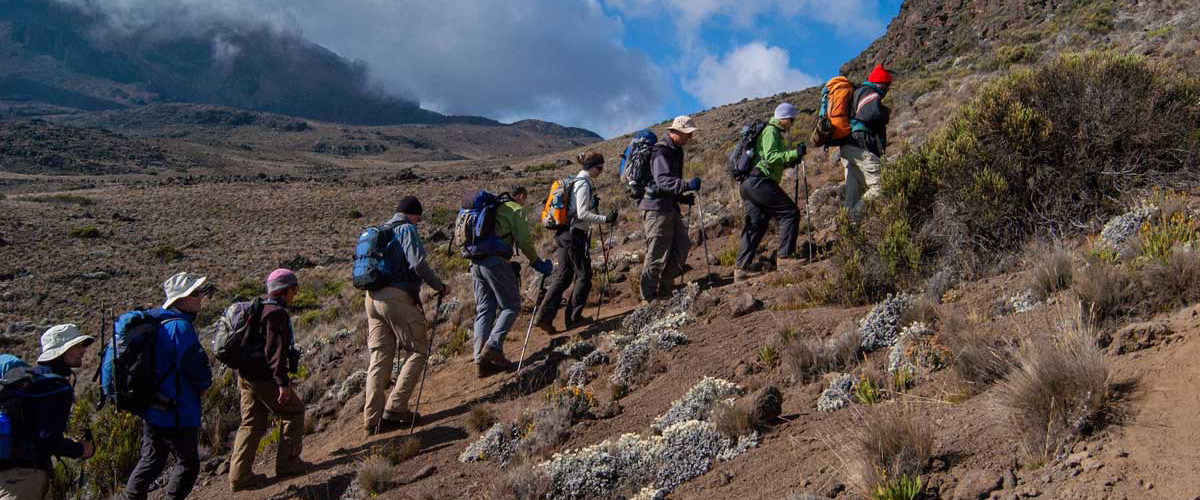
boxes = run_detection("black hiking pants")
[736,175,799,269]
[121,423,200,500]
[536,228,591,326]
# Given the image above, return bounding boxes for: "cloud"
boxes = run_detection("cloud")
[52,0,668,137]
[684,42,819,108]
[606,0,888,44]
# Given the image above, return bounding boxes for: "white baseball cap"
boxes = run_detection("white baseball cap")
[38,324,95,363]
[162,271,208,309]
[668,115,699,134]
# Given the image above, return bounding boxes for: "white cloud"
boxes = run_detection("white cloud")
[684,42,819,108]
[53,0,669,137]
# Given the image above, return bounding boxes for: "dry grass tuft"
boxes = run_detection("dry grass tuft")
[1029,248,1073,301]
[1138,249,1200,313]
[711,402,759,438]
[357,455,396,495]
[493,463,554,500]
[466,404,499,434]
[1073,261,1135,324]
[515,406,573,461]
[848,405,934,496]
[785,323,861,383]
[944,327,1013,392]
[994,321,1111,462]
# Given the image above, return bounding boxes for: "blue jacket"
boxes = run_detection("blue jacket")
[143,308,212,428]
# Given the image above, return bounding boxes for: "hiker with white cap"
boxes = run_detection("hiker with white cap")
[734,102,806,281]
[639,115,703,301]
[228,268,313,491]
[121,272,213,500]
[0,325,95,500]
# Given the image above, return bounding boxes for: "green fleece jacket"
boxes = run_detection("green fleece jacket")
[754,117,799,183]
[496,200,539,261]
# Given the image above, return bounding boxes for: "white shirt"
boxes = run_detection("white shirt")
[569,169,607,230]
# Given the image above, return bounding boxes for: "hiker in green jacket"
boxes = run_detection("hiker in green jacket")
[498,186,541,285]
[735,103,804,281]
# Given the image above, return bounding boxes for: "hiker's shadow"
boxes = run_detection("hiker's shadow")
[332,425,469,459]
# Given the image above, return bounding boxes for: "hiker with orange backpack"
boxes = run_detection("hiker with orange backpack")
[535,151,616,333]
[840,64,893,216]
[733,103,806,282]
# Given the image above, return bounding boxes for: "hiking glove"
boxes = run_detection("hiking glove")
[794,143,807,158]
[532,259,553,276]
[687,177,702,192]
[606,209,619,224]
[679,193,695,206]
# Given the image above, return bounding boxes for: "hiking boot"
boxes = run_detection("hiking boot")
[275,458,315,478]
[476,360,500,378]
[383,409,420,426]
[734,268,763,282]
[535,318,558,334]
[230,473,268,492]
[480,348,515,372]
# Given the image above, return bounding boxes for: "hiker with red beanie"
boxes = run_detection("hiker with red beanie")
[840,64,893,217]
[228,268,312,491]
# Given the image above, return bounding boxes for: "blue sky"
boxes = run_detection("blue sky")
[604,0,904,129]
[57,0,905,137]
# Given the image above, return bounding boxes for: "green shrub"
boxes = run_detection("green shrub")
[257,425,281,454]
[717,246,737,267]
[152,244,185,262]
[437,328,471,358]
[872,475,923,500]
[29,194,95,206]
[227,279,266,301]
[1138,211,1200,265]
[69,226,101,238]
[842,52,1200,292]
[756,345,780,370]
[525,162,558,173]
[67,389,142,499]
[854,374,883,405]
[202,369,242,454]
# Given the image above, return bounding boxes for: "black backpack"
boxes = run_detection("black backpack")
[727,121,769,182]
[100,310,177,413]
[619,129,658,200]
[211,298,267,371]
[0,354,70,465]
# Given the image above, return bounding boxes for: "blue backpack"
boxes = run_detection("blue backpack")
[100,310,177,414]
[0,354,70,463]
[619,129,658,200]
[353,223,400,291]
[455,190,514,261]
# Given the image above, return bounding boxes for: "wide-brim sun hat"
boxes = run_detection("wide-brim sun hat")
[38,324,96,363]
[668,115,699,134]
[162,271,208,309]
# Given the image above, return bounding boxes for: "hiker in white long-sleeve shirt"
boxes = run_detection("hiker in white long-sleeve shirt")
[535,151,617,332]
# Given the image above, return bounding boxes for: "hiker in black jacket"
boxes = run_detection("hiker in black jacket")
[0,324,96,500]
[841,64,893,217]
[638,116,703,302]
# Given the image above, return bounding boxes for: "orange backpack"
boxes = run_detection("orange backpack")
[540,177,578,229]
[811,76,855,147]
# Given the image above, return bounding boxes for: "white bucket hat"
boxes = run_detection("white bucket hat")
[668,115,699,134]
[162,271,208,309]
[38,324,95,363]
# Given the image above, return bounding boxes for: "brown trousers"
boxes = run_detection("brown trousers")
[363,288,430,431]
[229,377,305,482]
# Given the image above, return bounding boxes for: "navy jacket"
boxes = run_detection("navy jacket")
[29,363,84,470]
[143,308,212,428]
[849,82,891,156]
[638,137,689,212]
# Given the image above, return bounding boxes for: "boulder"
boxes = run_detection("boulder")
[1111,321,1172,354]
[730,293,763,318]
[747,386,783,423]
[952,470,1001,500]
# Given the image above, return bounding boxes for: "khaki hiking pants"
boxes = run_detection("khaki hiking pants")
[229,377,305,483]
[0,468,47,500]
[640,209,690,301]
[840,144,882,216]
[364,288,430,431]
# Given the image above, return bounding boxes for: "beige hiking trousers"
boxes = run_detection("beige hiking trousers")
[0,468,47,500]
[363,288,430,431]
[229,377,305,483]
[840,144,883,216]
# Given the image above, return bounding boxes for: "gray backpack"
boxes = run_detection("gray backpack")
[211,298,266,370]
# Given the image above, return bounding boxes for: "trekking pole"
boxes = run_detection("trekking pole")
[517,274,548,374]
[409,292,444,435]
[801,159,816,261]
[694,192,714,285]
[594,223,611,320]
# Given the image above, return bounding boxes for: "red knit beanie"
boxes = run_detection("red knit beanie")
[868,64,893,84]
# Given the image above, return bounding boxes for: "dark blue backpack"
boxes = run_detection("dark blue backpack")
[455,190,514,261]
[101,310,176,414]
[353,224,400,291]
[0,354,70,463]
[619,129,658,200]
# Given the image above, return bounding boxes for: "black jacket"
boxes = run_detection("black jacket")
[638,138,688,212]
[30,363,85,470]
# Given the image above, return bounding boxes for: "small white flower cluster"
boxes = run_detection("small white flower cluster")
[458,422,519,466]
[554,340,596,359]
[651,377,743,432]
[1100,205,1155,249]
[609,312,692,388]
[858,293,914,352]
[564,362,594,387]
[887,322,932,375]
[323,370,366,404]
[620,284,701,337]
[1008,289,1038,314]
[582,350,609,366]
[816,373,854,412]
